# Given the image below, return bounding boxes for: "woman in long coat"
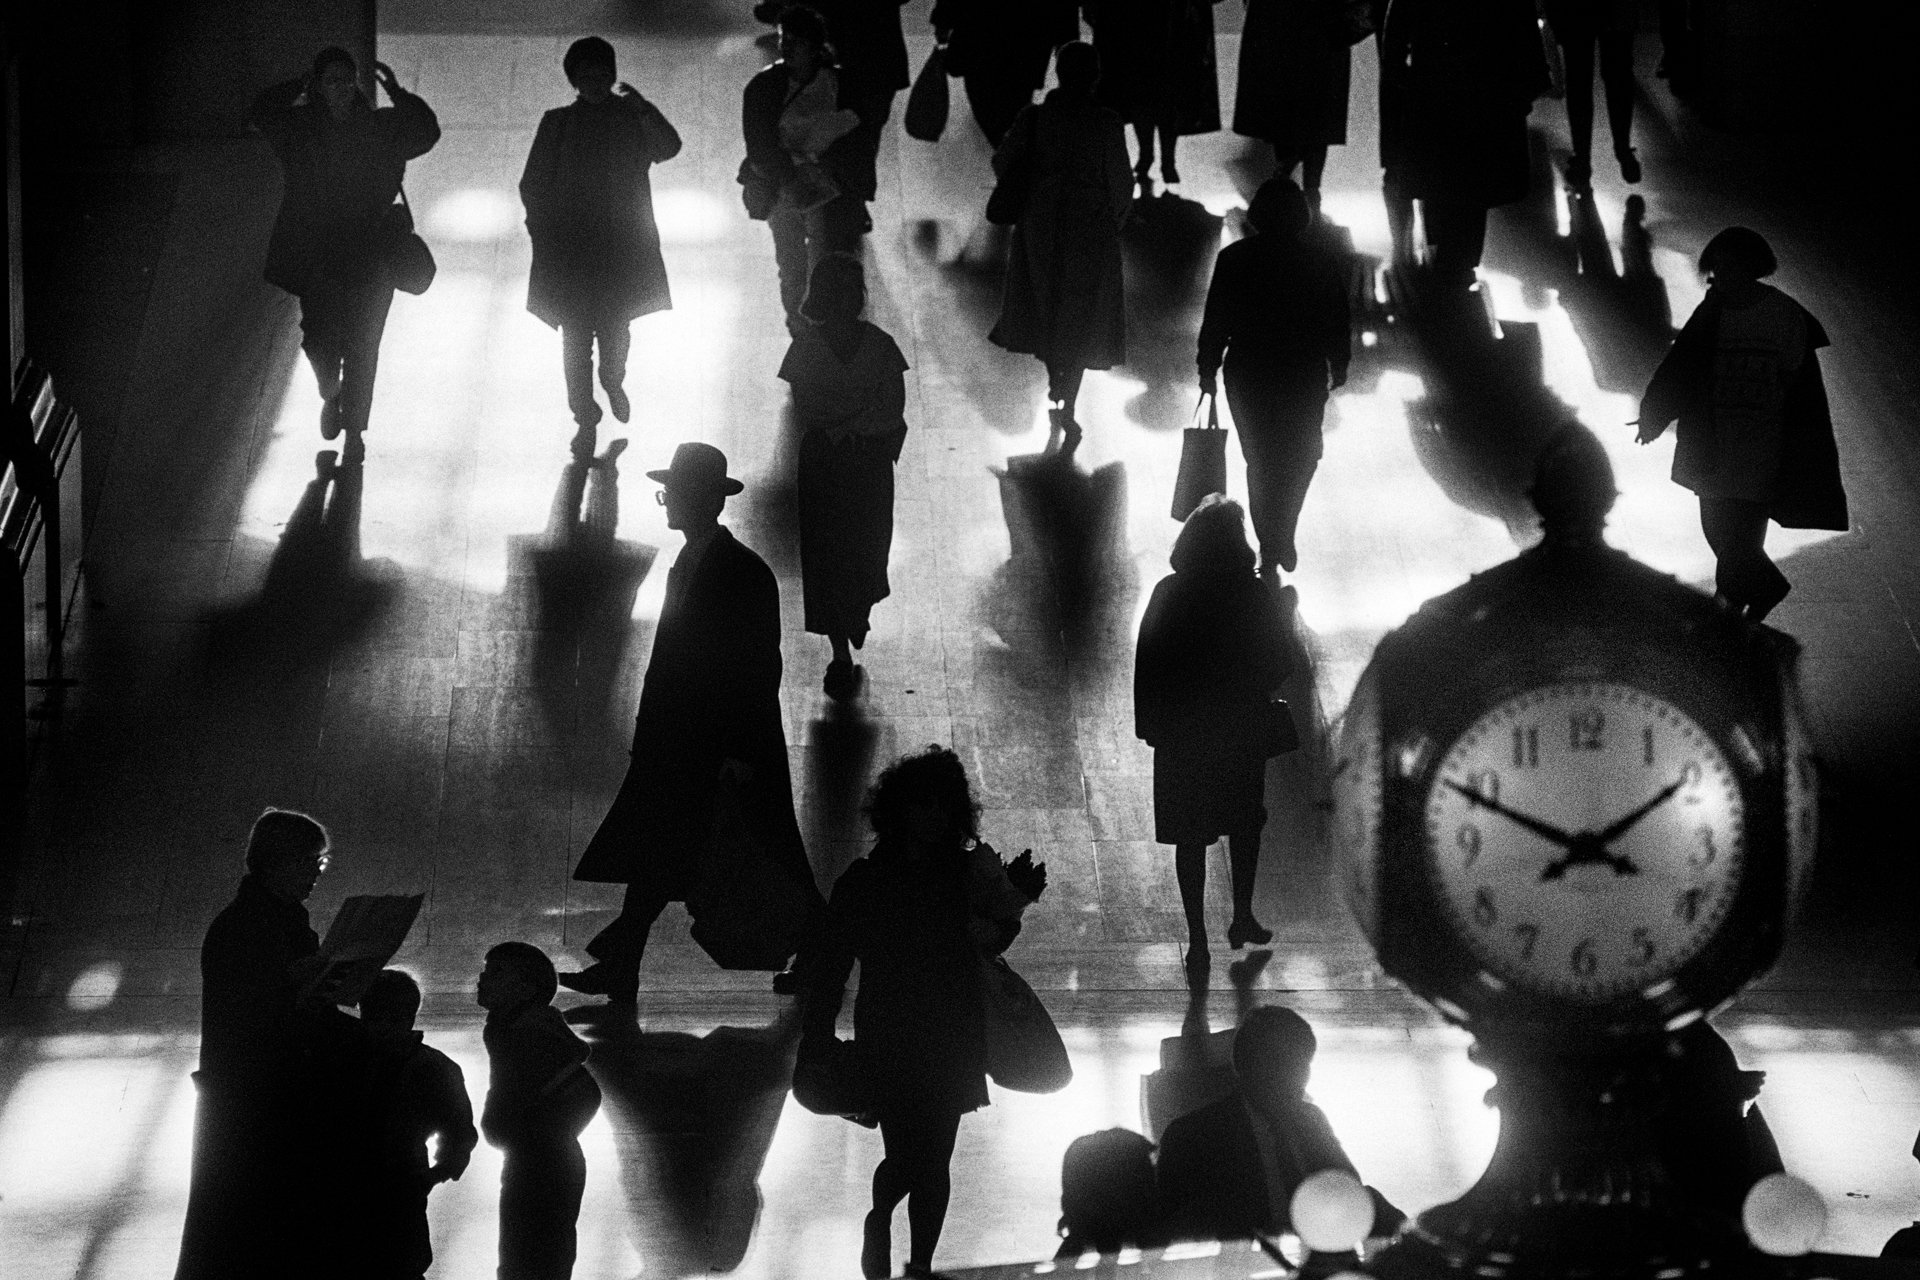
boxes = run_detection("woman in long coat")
[780,255,909,701]
[521,37,681,458]
[1637,227,1847,621]
[1378,0,1547,285]
[989,42,1134,447]
[1134,496,1291,980]
[801,747,1032,1279]
[249,48,439,451]
[1087,0,1224,193]
[1233,0,1358,203]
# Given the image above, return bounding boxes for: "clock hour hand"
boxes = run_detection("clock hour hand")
[1442,779,1577,849]
[1591,776,1688,846]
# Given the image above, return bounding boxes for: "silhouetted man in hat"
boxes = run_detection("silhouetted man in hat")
[562,443,818,1004]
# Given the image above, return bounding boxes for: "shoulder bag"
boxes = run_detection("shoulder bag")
[980,954,1073,1093]
[381,186,437,295]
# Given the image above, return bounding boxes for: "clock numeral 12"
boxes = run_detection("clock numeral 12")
[1511,725,1539,768]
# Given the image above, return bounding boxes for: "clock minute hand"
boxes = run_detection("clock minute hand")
[1442,780,1578,849]
[1591,776,1688,846]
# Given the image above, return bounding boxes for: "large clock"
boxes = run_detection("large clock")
[1421,682,1745,1004]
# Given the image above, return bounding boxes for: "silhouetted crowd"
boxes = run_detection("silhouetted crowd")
[181,3,1866,1276]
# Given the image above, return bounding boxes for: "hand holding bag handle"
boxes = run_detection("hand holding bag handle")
[1169,390,1229,522]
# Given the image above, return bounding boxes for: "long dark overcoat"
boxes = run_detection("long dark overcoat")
[1378,0,1547,207]
[520,92,681,328]
[573,529,808,896]
[1640,290,1849,531]
[1089,0,1225,135]
[249,81,441,295]
[809,0,912,99]
[1234,0,1353,149]
[989,94,1134,370]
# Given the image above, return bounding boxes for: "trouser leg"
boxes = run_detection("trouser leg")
[1699,497,1790,617]
[498,1140,586,1280]
[596,321,632,397]
[1599,31,1638,154]
[561,323,602,428]
[336,282,394,436]
[1382,169,1416,265]
[583,882,670,989]
[1174,842,1208,945]
[1560,34,1597,163]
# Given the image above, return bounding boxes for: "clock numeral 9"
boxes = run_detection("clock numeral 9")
[1511,725,1539,768]
[1473,887,1497,927]
[1457,824,1481,867]
[1628,927,1656,966]
[1675,887,1702,925]
[1691,826,1717,868]
[1569,708,1605,752]
[1570,937,1598,977]
[1513,922,1539,960]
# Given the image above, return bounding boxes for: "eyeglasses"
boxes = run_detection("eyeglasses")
[655,489,669,506]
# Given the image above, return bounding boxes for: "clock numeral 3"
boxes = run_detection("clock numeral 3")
[1569,708,1605,752]
[1457,824,1481,867]
[1628,926,1656,966]
[1473,888,1497,927]
[1570,937,1598,977]
[1511,725,1539,768]
[1513,922,1539,960]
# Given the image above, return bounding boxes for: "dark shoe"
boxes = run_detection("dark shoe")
[1616,146,1641,184]
[1277,539,1300,574]
[824,657,860,701]
[599,437,629,469]
[1563,153,1592,190]
[605,384,631,423]
[1183,943,1211,983]
[320,399,343,441]
[1227,916,1274,951]
[861,1209,891,1280]
[570,422,597,461]
[558,964,638,1004]
[315,450,339,480]
[1161,161,1181,185]
[341,430,366,465]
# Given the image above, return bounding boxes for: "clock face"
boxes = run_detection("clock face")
[1422,683,1746,1004]
[1333,671,1384,941]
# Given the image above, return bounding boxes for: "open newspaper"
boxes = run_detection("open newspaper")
[311,893,424,1006]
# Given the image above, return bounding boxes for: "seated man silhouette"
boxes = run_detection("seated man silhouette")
[1157,1005,1402,1243]
[344,969,478,1280]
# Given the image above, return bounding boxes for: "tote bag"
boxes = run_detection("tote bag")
[980,955,1073,1094]
[381,188,436,296]
[903,46,949,142]
[1170,392,1228,521]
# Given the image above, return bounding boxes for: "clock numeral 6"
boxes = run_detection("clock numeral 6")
[1570,937,1598,977]
[1569,708,1605,752]
[1628,926,1656,966]
[1473,887,1497,927]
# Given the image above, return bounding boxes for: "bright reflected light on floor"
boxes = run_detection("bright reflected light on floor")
[66,962,123,1012]
[1318,191,1393,259]
[425,187,521,243]
[654,187,735,245]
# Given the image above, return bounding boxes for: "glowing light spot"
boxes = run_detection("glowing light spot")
[424,188,520,243]
[66,962,122,1012]
[654,187,733,244]
[1745,1173,1827,1256]
[1293,1169,1375,1252]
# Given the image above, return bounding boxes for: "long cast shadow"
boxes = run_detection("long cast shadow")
[580,1007,802,1276]
[1119,193,1224,433]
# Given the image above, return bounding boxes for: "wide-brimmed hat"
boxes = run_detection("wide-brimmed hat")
[646,442,744,496]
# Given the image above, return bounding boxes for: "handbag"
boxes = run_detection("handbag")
[983,108,1037,226]
[1258,697,1301,758]
[980,955,1073,1094]
[903,45,949,142]
[1169,392,1228,521]
[792,1037,877,1124]
[380,187,436,295]
[685,777,815,971]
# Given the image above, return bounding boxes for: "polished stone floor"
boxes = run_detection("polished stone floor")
[5,7,1919,1279]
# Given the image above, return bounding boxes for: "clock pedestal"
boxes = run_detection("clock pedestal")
[1370,1034,1750,1280]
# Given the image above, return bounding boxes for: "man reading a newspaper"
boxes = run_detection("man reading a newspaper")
[176,808,350,1280]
